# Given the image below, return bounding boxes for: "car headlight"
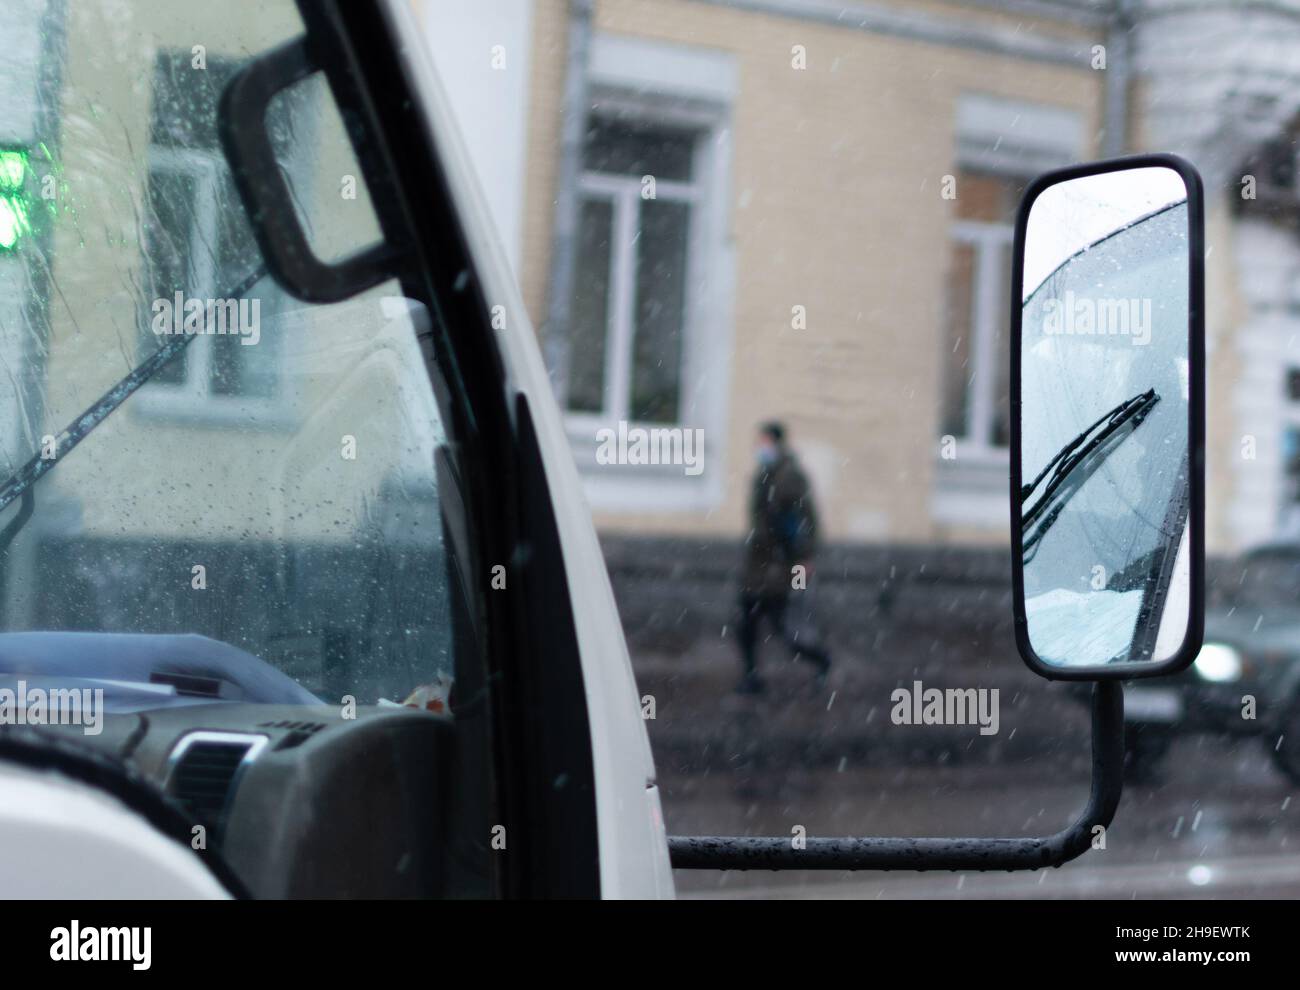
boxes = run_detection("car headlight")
[1194,643,1242,682]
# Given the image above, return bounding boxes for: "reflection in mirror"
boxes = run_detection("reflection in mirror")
[1019,166,1191,668]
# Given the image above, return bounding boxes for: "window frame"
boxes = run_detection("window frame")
[565,115,704,430]
[305,0,616,897]
[132,146,293,427]
[563,38,736,514]
[933,93,1084,529]
[946,216,1014,464]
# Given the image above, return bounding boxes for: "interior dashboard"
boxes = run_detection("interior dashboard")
[7,701,458,898]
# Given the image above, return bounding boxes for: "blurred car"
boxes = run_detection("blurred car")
[1123,543,1300,781]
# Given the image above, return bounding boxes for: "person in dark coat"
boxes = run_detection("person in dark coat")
[735,421,832,694]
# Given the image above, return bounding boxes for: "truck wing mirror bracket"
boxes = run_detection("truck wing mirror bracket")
[668,681,1122,871]
[671,154,1204,872]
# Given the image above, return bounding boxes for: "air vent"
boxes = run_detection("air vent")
[258,719,327,750]
[258,719,327,732]
[166,732,266,840]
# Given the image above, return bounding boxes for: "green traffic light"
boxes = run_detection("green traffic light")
[0,151,25,191]
[0,149,30,250]
[0,198,29,250]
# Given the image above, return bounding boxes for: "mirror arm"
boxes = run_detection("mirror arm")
[668,681,1123,871]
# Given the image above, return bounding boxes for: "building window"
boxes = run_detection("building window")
[138,51,287,411]
[931,94,1082,529]
[1281,370,1300,524]
[559,33,736,513]
[143,149,276,399]
[940,169,1020,458]
[1284,425,1300,511]
[566,115,701,426]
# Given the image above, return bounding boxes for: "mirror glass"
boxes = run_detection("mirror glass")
[1018,165,1191,669]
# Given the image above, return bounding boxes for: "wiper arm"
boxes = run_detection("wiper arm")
[1021,388,1160,560]
[0,266,267,518]
[1021,389,1158,510]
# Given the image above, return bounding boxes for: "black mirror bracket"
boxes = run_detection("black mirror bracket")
[668,680,1123,871]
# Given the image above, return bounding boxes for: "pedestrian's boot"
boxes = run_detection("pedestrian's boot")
[808,651,831,689]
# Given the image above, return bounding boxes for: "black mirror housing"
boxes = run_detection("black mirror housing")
[1010,154,1205,681]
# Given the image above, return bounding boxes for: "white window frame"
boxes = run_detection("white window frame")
[564,35,736,514]
[132,146,290,428]
[565,125,704,430]
[947,217,1013,464]
[933,93,1082,529]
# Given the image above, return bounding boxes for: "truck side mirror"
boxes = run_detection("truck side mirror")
[1011,155,1205,679]
[671,158,1204,873]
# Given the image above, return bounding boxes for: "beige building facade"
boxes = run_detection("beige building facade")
[417,0,1300,559]
[5,0,1291,587]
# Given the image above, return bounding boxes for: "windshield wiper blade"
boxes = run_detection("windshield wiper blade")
[0,266,267,517]
[1021,388,1160,559]
[1021,389,1158,510]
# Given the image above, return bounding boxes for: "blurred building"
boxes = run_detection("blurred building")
[1,0,1298,669]
[419,0,1300,566]
[0,1,452,699]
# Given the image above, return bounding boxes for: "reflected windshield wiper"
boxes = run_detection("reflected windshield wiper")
[1021,388,1160,560]
[0,266,268,518]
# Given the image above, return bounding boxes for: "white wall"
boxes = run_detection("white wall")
[415,0,533,281]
